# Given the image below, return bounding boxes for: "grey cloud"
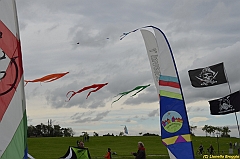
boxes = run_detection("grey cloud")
[123,92,158,106]
[179,41,240,104]
[70,26,120,48]
[73,117,92,124]
[15,0,240,136]
[88,101,106,109]
[19,21,27,31]
[148,109,159,117]
[47,24,59,32]
[140,117,147,121]
[25,86,41,100]
[195,107,205,112]
[71,111,95,120]
[71,111,110,123]
[45,81,110,109]
[92,111,110,121]
[71,113,79,118]
[45,60,156,109]
[125,118,131,122]
[228,125,239,130]
[187,106,192,113]
[187,107,205,113]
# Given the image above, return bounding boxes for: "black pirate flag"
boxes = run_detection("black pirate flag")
[209,91,240,115]
[188,62,227,88]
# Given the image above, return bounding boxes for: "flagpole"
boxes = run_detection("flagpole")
[223,64,240,139]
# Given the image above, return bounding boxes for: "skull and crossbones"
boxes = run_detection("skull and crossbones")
[195,67,218,86]
[219,96,233,111]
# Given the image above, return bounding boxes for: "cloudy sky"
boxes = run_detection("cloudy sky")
[15,0,240,137]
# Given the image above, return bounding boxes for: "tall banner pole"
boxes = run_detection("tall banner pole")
[223,63,240,138]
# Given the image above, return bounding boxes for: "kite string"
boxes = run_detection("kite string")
[120,25,152,40]
[120,29,139,40]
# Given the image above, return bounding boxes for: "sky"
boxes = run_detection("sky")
[14,0,240,137]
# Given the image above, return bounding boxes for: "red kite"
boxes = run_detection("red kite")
[66,83,108,101]
[24,72,69,86]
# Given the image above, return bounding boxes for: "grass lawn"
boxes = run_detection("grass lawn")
[28,136,240,159]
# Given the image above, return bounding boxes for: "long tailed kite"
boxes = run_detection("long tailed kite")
[111,84,150,105]
[24,72,69,86]
[66,83,108,101]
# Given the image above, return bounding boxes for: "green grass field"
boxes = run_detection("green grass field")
[28,136,240,159]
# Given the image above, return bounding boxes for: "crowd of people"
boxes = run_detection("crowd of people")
[74,140,240,158]
[198,143,214,155]
[198,142,240,155]
[76,140,146,159]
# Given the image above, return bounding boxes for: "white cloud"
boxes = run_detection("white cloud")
[190,117,209,123]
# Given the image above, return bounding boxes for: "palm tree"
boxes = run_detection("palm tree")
[208,126,216,137]
[202,125,209,137]
[221,126,231,137]
[215,126,223,135]
[190,125,197,135]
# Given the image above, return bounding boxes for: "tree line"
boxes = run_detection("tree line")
[202,125,231,137]
[27,121,74,137]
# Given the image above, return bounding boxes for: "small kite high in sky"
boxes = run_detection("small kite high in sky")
[66,83,108,101]
[111,84,150,105]
[24,72,69,86]
[75,38,109,45]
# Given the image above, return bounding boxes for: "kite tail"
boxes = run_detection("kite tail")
[66,91,76,102]
[86,87,101,99]
[45,72,69,83]
[111,95,124,106]
[113,94,121,98]
[44,76,59,83]
[131,84,150,97]
[86,83,108,99]
[130,88,145,97]
[24,81,29,87]
[86,89,97,99]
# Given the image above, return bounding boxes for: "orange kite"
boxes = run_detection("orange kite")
[24,72,69,86]
[66,83,108,101]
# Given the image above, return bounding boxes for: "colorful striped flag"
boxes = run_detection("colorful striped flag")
[141,26,194,159]
[0,0,28,158]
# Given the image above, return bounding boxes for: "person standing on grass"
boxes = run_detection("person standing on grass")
[229,142,233,149]
[208,144,214,155]
[199,144,204,155]
[131,141,146,159]
[104,148,112,159]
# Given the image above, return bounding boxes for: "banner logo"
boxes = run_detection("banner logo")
[162,111,183,133]
[218,96,234,113]
[195,67,218,86]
